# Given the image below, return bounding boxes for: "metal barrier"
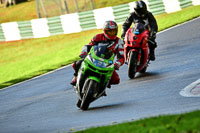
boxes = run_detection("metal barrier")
[0,0,200,42]
[148,0,165,15]
[78,10,97,31]
[179,0,193,8]
[112,4,130,24]
[47,16,64,35]
[17,21,33,39]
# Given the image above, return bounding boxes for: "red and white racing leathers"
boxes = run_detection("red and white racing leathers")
[78,33,125,85]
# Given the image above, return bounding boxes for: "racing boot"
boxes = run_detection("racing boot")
[148,37,157,61]
[70,62,78,86]
[70,76,77,86]
[149,48,155,61]
[102,82,112,96]
[102,91,107,96]
[107,83,111,88]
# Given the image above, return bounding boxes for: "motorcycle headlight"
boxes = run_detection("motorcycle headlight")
[88,54,113,68]
[93,59,107,68]
[132,41,136,45]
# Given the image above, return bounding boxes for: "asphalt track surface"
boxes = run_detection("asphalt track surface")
[0,18,200,133]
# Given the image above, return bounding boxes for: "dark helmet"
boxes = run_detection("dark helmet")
[103,20,118,40]
[134,0,148,18]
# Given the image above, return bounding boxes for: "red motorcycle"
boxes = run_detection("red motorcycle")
[124,23,150,79]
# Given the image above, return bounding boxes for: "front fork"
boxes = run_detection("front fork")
[126,49,141,65]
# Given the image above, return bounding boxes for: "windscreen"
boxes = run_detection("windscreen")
[93,44,113,59]
[132,23,145,35]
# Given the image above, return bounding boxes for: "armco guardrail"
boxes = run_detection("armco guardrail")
[0,0,200,42]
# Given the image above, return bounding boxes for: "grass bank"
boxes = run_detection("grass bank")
[0,5,200,89]
[74,110,200,133]
[0,0,134,23]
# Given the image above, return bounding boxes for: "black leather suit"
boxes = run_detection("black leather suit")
[121,11,158,50]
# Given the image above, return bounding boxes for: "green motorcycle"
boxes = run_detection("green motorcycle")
[75,43,115,110]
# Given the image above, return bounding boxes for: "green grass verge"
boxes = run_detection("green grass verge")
[74,110,200,133]
[0,5,200,89]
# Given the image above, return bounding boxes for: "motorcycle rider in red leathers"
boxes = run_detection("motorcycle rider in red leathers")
[70,20,125,93]
[121,0,158,61]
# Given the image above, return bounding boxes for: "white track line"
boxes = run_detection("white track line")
[180,79,200,97]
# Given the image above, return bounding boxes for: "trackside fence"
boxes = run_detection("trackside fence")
[0,0,200,42]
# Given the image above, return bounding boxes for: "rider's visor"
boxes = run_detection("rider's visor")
[105,28,117,36]
[136,9,147,18]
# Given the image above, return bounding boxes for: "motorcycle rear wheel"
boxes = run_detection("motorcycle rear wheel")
[128,51,138,79]
[80,79,98,110]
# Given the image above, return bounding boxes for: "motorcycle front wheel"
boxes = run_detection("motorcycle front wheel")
[128,51,138,79]
[76,99,81,108]
[80,79,98,110]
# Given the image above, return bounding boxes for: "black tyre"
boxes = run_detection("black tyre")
[128,51,138,79]
[80,79,98,110]
[76,99,81,108]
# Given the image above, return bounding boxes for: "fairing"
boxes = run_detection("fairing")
[124,23,150,72]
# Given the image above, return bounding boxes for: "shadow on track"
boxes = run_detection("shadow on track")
[124,71,165,84]
[135,72,160,79]
[82,102,127,111]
